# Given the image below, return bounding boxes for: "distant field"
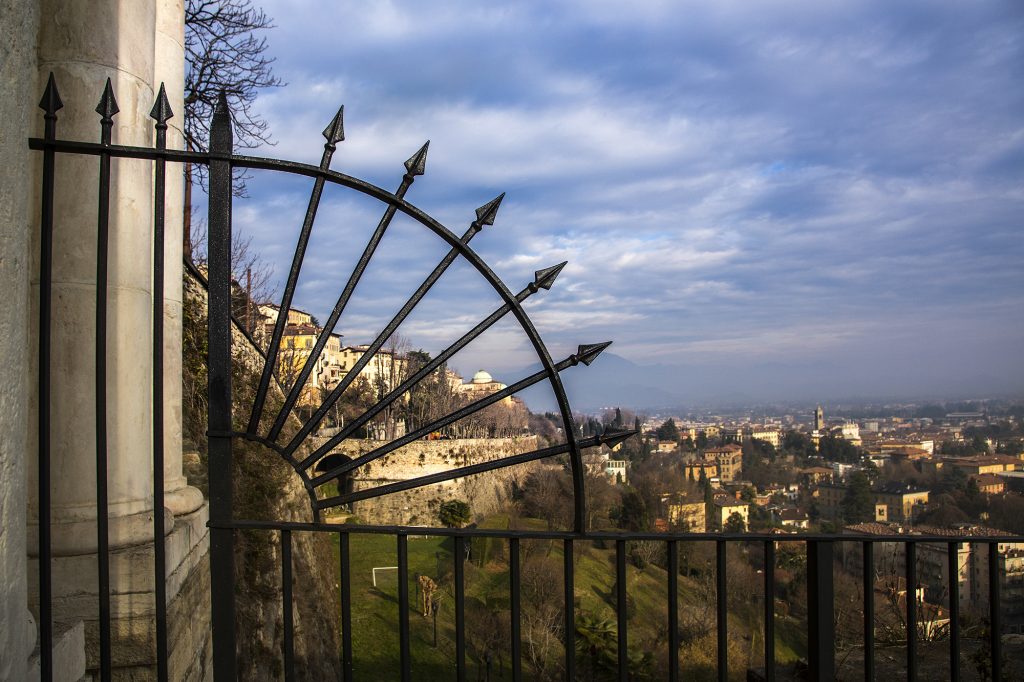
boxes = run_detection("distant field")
[329,518,806,680]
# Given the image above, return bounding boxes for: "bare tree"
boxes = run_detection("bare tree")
[184,0,284,251]
[370,334,411,441]
[185,0,282,156]
[188,217,276,341]
[520,557,565,680]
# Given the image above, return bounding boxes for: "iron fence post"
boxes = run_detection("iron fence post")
[207,92,236,681]
[989,542,1002,681]
[807,540,835,682]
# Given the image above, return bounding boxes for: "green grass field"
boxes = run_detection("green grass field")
[329,519,806,680]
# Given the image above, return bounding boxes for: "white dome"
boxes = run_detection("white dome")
[471,369,493,384]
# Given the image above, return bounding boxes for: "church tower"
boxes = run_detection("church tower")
[814,405,825,431]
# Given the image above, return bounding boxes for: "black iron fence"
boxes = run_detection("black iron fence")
[28,74,1022,682]
[212,520,1016,682]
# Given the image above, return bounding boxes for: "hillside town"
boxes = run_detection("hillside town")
[563,401,1024,640]
[236,282,1024,670]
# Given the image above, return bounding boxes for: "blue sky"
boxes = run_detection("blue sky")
[230,0,1024,405]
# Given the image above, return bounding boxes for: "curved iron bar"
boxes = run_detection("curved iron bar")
[226,155,591,529]
[29,138,603,530]
[309,342,612,487]
[279,192,504,457]
[266,141,430,443]
[317,428,635,511]
[205,429,322,519]
[297,261,567,471]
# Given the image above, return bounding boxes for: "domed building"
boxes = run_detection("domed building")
[458,369,513,405]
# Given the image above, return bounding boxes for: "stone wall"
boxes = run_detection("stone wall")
[184,269,341,681]
[323,436,540,525]
[0,2,41,678]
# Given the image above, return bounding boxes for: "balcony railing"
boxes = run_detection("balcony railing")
[215,519,1020,682]
[28,74,1023,682]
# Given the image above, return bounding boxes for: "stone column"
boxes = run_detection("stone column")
[26,1,173,676]
[155,0,203,518]
[1,3,41,679]
[29,0,167,556]
[25,1,211,676]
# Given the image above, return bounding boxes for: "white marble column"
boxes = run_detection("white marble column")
[28,0,170,557]
[23,1,212,677]
[155,0,204,518]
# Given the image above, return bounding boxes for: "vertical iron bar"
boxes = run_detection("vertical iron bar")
[807,540,835,681]
[717,540,727,682]
[989,542,1001,681]
[509,538,522,682]
[340,533,352,682]
[906,541,917,682]
[207,92,237,681]
[764,540,775,682]
[95,87,114,682]
[668,540,679,682]
[282,530,295,682]
[151,85,170,682]
[616,540,628,682]
[37,73,60,682]
[863,541,874,682]
[948,542,959,682]
[455,536,466,682]
[564,538,575,681]
[397,534,410,682]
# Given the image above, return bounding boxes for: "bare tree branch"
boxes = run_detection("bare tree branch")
[185,0,284,197]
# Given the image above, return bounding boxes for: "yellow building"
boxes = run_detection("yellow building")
[873,483,929,523]
[712,498,749,531]
[706,444,743,482]
[813,483,846,519]
[684,460,718,481]
[748,426,782,448]
[667,500,706,532]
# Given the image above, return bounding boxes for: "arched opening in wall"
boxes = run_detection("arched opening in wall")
[315,453,354,497]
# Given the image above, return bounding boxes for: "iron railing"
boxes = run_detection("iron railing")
[210,521,1018,682]
[28,75,1023,681]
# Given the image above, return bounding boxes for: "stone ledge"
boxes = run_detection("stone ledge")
[28,619,85,682]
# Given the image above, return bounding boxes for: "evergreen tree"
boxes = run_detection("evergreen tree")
[656,418,680,443]
[724,511,746,533]
[616,490,649,531]
[841,472,874,524]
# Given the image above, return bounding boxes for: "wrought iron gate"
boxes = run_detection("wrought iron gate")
[29,76,1019,682]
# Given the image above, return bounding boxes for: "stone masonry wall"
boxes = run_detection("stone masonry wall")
[323,437,540,526]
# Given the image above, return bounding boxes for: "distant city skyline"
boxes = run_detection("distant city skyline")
[221,0,1023,404]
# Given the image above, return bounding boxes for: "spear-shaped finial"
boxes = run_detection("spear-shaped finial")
[210,90,233,152]
[95,77,119,145]
[39,72,63,140]
[95,77,120,121]
[322,105,345,147]
[38,72,63,116]
[149,82,174,124]
[573,341,613,366]
[530,261,567,292]
[598,426,636,449]
[473,192,505,228]
[404,141,430,177]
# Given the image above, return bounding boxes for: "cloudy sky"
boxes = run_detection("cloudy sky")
[229,0,1023,406]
